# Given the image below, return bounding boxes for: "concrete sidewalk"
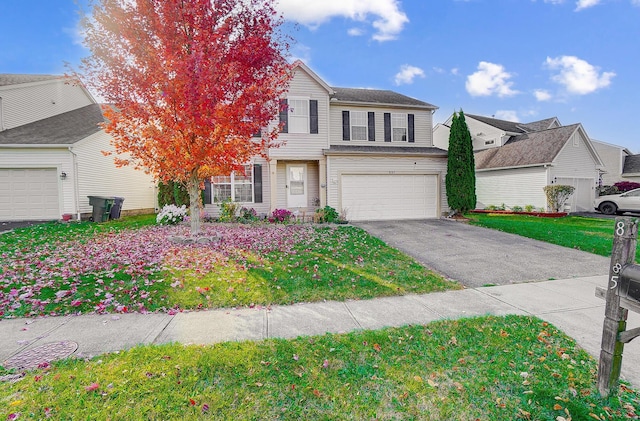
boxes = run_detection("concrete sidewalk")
[2,275,640,387]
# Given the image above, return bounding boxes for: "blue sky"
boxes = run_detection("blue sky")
[2,0,639,151]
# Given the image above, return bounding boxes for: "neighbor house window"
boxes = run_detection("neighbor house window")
[392,113,407,142]
[212,165,254,203]
[351,111,367,141]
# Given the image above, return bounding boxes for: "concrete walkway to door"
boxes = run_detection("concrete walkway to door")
[354,219,610,288]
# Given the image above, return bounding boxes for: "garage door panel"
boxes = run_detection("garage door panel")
[341,174,438,221]
[0,168,60,221]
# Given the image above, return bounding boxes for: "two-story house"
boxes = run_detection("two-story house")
[203,61,449,221]
[0,75,156,221]
[433,113,603,212]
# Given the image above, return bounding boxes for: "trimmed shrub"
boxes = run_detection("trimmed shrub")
[218,199,240,222]
[613,181,640,193]
[315,206,339,223]
[543,185,575,212]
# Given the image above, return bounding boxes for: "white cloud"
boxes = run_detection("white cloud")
[347,27,365,36]
[465,62,519,97]
[545,55,615,94]
[543,0,565,4]
[494,110,520,122]
[534,89,552,101]
[633,0,640,5]
[451,68,460,76]
[575,0,601,10]
[276,0,409,41]
[290,43,312,64]
[394,64,425,85]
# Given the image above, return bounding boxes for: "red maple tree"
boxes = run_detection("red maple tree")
[78,0,292,234]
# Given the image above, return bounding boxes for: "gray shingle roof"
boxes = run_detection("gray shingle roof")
[330,87,437,109]
[0,104,105,145]
[467,114,559,134]
[325,145,447,156]
[475,124,580,170]
[623,155,640,174]
[0,74,62,87]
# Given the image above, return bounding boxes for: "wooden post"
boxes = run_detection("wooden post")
[597,217,638,397]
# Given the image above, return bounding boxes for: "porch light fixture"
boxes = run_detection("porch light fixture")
[60,171,67,180]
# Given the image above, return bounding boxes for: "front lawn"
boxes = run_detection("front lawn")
[467,213,636,259]
[2,315,638,420]
[0,217,459,318]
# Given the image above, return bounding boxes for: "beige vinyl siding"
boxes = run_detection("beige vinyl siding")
[0,148,73,216]
[551,132,599,181]
[330,107,433,147]
[476,167,548,210]
[465,119,509,150]
[73,131,156,214]
[268,68,329,160]
[326,156,448,216]
[592,140,626,185]
[0,80,93,130]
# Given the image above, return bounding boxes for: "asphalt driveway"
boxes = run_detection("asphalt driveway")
[354,219,610,288]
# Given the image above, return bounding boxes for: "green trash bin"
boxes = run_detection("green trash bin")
[88,196,115,222]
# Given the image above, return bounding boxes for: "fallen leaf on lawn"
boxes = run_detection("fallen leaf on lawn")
[413,375,423,382]
[9,401,22,407]
[322,359,329,369]
[427,379,439,387]
[255,382,263,387]
[84,383,99,392]
[449,336,458,346]
[553,404,563,411]
[373,343,381,352]
[313,389,321,397]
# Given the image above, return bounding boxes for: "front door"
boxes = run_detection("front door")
[287,164,307,208]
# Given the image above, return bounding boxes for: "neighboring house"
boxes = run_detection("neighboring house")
[591,139,632,186]
[0,75,156,221]
[434,113,603,212]
[203,61,448,221]
[622,154,640,184]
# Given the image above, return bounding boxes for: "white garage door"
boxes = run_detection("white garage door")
[555,177,594,212]
[341,174,438,221]
[0,168,60,221]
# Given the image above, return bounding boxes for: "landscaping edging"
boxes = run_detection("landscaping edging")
[469,210,568,218]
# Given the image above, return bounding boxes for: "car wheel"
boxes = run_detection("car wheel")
[599,202,617,215]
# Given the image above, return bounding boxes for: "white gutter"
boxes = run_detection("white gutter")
[0,143,71,148]
[68,146,82,220]
[476,162,554,172]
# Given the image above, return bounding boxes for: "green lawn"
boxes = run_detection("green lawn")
[2,315,638,420]
[466,213,637,259]
[0,216,459,318]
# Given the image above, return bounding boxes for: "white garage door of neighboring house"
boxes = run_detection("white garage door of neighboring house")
[555,177,594,212]
[0,168,60,221]
[341,174,438,221]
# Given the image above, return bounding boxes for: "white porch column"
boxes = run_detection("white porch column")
[269,159,278,212]
[319,158,327,207]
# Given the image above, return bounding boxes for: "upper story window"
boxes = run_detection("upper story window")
[279,98,319,134]
[382,113,414,143]
[391,113,407,142]
[342,110,375,141]
[351,111,368,141]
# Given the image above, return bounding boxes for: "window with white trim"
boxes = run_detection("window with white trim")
[212,165,254,203]
[288,98,309,133]
[351,111,367,141]
[392,113,407,142]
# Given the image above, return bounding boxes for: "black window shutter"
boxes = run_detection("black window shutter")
[203,178,212,204]
[309,100,318,134]
[279,99,288,133]
[367,112,375,141]
[408,114,415,143]
[384,113,391,142]
[253,164,262,203]
[342,111,350,141]
[252,129,262,138]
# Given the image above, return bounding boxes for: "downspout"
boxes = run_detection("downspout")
[69,146,82,220]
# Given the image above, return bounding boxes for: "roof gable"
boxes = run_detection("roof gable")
[291,61,334,94]
[0,104,105,146]
[475,124,580,170]
[466,114,560,134]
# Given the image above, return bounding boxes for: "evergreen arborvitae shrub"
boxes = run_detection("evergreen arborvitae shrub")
[445,110,476,214]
